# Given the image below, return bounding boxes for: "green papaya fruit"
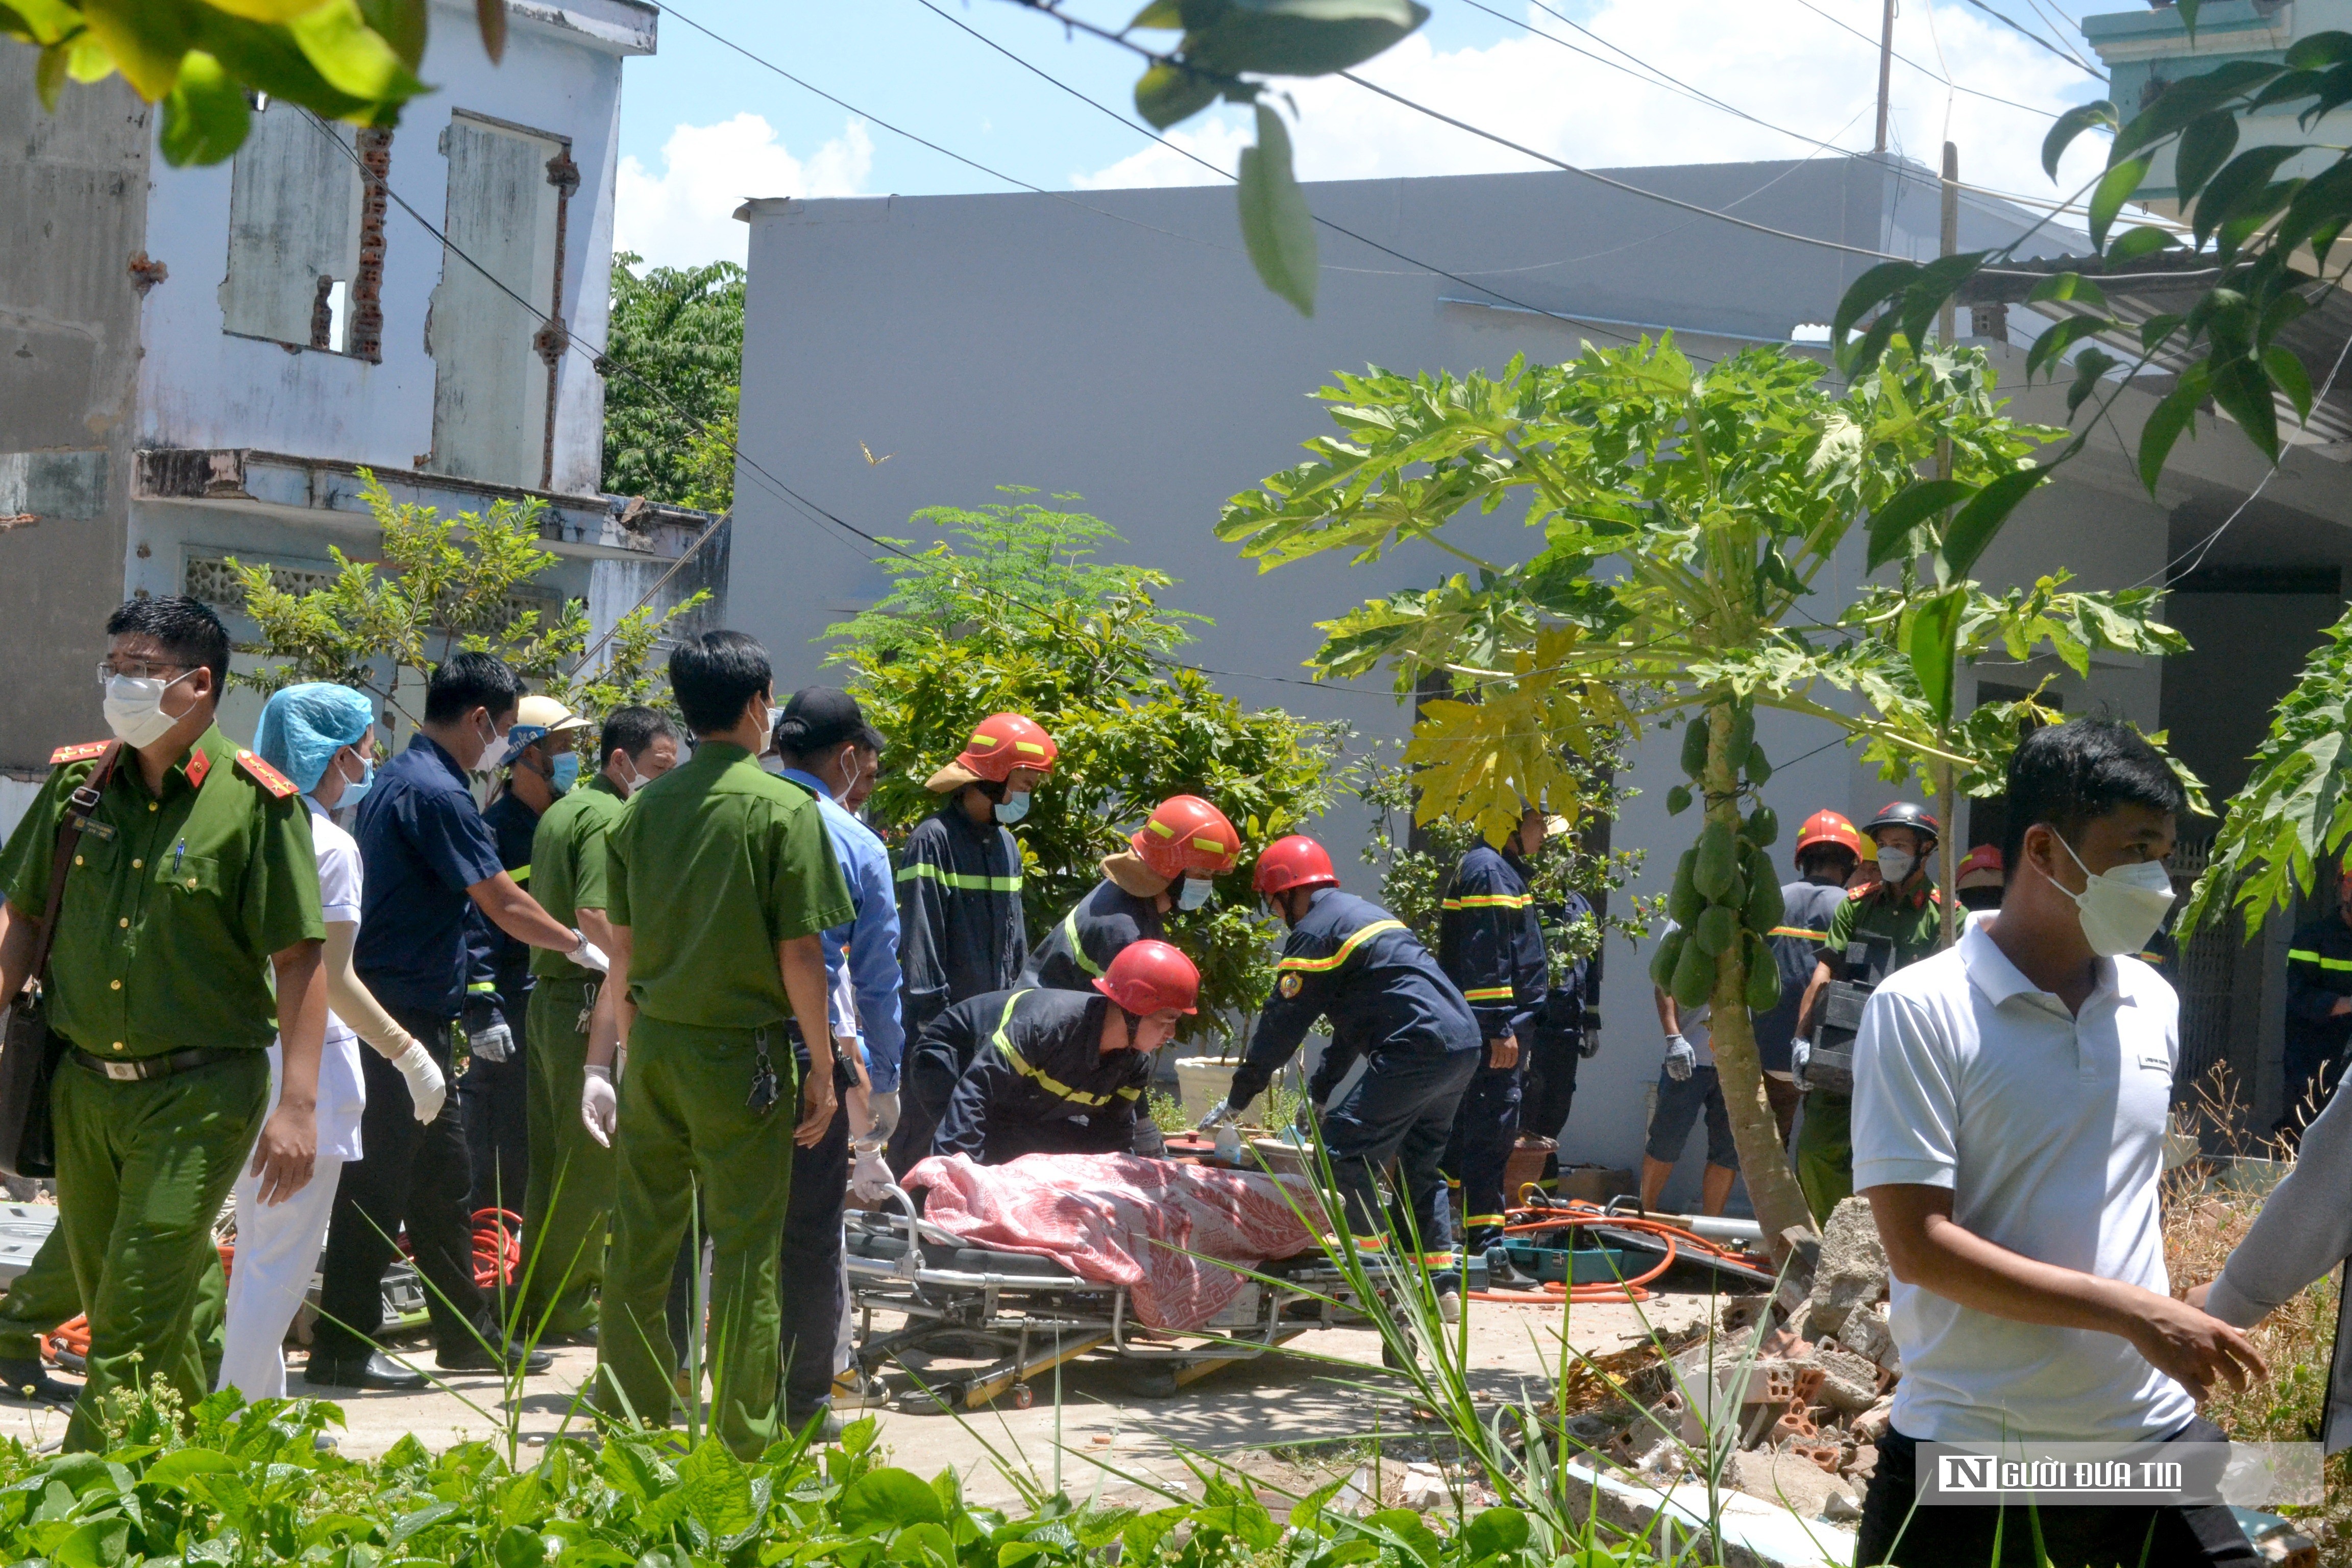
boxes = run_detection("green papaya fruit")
[1695,903,1737,956]
[1649,928,1687,989]
[1694,820,1737,900]
[1745,932,1783,1011]
[1745,742,1773,785]
[1744,868,1786,934]
[1727,704,1755,762]
[1667,783,1693,817]
[1743,841,1775,893]
[1669,849,1703,927]
[1671,931,1714,1009]
[1746,804,1779,847]
[1680,719,1710,779]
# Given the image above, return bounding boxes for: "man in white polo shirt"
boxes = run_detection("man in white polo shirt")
[1851,720,2264,1567]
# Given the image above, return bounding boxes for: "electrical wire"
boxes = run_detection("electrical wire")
[1957,0,2105,81]
[1784,0,2057,120]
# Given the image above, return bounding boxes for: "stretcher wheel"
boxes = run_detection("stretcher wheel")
[1011,1382,1034,1410]
[1129,1368,1180,1400]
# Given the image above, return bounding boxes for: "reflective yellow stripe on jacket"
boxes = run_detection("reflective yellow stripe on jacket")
[991,990,1139,1106]
[1061,904,1104,977]
[1461,985,1515,1001]
[897,861,1022,893]
[1769,926,1830,941]
[1441,893,1533,911]
[1277,919,1406,974]
[2289,948,2352,972]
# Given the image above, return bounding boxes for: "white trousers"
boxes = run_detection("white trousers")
[216,1153,345,1402]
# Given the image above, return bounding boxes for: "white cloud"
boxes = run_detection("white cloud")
[616,113,875,268]
[1075,1,2111,232]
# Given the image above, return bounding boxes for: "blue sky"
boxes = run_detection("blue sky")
[613,0,2116,268]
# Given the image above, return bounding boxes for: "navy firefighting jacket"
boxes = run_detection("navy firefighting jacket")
[1436,843,1547,1046]
[1230,888,1479,1109]
[897,807,1027,1040]
[932,987,1153,1163]
[1020,876,1164,993]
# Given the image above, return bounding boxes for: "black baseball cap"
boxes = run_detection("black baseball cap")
[774,686,884,755]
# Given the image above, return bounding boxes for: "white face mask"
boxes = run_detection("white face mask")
[472,713,511,772]
[2051,832,2175,959]
[1176,875,1214,912]
[104,668,197,749]
[1875,848,1917,885]
[614,756,641,798]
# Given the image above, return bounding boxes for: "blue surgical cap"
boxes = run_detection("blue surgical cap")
[255,683,376,794]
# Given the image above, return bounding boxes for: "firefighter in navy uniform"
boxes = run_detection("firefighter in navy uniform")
[1436,805,1549,1267]
[1750,810,1863,1143]
[1022,795,1239,992]
[930,941,1198,1163]
[886,713,1056,1169]
[1199,836,1481,1263]
[2280,859,2352,1140]
[1522,871,1601,1149]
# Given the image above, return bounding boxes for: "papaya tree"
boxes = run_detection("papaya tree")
[1217,337,2183,1250]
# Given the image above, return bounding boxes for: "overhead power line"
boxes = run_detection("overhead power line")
[1955,0,2108,81]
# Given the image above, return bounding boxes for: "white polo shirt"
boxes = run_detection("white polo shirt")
[1851,915,2193,1443]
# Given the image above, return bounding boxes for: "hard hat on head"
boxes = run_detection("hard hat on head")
[1864,801,1941,845]
[1133,795,1242,881]
[1253,834,1338,896]
[1794,808,1864,867]
[1955,844,2005,885]
[498,693,591,767]
[927,712,1058,793]
[1094,939,1199,1016]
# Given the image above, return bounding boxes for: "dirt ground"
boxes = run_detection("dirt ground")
[0,1286,1721,1505]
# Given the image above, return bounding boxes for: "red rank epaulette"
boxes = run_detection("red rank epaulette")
[185,748,211,788]
[48,741,108,766]
[1847,884,1871,901]
[235,749,297,798]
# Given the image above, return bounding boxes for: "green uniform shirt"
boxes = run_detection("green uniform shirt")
[605,742,854,1031]
[528,773,627,982]
[0,725,324,1059]
[1822,877,1947,973]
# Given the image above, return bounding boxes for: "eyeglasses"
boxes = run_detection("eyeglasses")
[97,660,187,685]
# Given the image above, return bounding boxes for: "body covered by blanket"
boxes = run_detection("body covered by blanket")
[903,1153,1322,1330]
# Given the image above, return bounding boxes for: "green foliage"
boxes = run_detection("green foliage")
[228,470,702,732]
[601,253,746,510]
[829,496,1340,1045]
[1837,30,2352,488]
[2,0,476,166]
[2182,603,2352,938]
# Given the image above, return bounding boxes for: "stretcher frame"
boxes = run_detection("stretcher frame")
[844,1186,1379,1408]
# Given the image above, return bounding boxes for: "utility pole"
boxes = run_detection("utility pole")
[1939,141,1959,344]
[1875,0,1897,152]
[1934,138,1961,949]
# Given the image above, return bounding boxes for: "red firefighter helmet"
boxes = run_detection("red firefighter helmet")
[1793,809,1864,868]
[930,712,1058,792]
[1253,834,1339,896]
[1133,795,1242,881]
[1095,939,1200,1015]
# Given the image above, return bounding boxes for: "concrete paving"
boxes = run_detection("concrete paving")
[0,1289,1717,1506]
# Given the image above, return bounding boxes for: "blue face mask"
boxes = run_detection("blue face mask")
[994,792,1031,824]
[1176,876,1214,911]
[325,751,372,810]
[550,752,581,793]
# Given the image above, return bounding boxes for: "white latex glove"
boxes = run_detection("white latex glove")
[469,1019,514,1064]
[1790,1037,1811,1092]
[570,934,610,975]
[850,1146,893,1202]
[1577,1025,1602,1060]
[1194,1097,1235,1134]
[862,1088,900,1147]
[391,1041,447,1124]
[1662,1034,1696,1082]
[582,1063,618,1148]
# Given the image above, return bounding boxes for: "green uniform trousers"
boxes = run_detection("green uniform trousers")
[597,1023,796,1460]
[1794,1090,1852,1226]
[520,978,611,1338]
[54,1049,266,1451]
[0,1228,227,1381]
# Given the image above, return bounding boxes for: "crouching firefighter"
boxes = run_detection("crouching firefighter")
[887,712,1056,1170]
[1438,805,1550,1277]
[1022,794,1240,992]
[1200,836,1481,1264]
[929,940,1198,1163]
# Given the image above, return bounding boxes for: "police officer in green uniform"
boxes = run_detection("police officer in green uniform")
[1790,801,1945,1223]
[581,633,852,1459]
[517,706,677,1342]
[0,597,327,1450]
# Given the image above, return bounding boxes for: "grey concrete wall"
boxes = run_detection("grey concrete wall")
[0,60,151,774]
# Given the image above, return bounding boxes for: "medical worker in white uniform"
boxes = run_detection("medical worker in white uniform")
[216,684,447,1401]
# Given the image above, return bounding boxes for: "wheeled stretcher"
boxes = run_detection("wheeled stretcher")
[842,1186,1387,1409]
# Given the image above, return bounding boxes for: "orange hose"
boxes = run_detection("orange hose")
[1464,1199,1767,1306]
